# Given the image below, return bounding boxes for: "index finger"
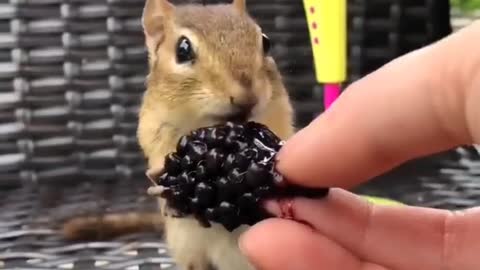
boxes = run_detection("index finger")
[276,23,480,189]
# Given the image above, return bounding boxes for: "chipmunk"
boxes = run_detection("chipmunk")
[62,0,295,269]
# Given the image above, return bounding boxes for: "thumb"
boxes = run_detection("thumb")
[239,218,387,270]
[260,188,480,270]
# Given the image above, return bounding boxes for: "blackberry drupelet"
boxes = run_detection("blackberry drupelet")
[152,121,329,231]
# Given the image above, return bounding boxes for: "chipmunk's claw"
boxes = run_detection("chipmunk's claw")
[147,185,165,197]
[146,167,164,186]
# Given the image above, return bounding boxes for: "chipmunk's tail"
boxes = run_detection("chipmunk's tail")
[61,212,164,241]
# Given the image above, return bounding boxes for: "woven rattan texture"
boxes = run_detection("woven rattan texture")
[347,0,452,82]
[0,179,173,270]
[356,148,480,210]
[0,0,149,189]
[1,0,478,269]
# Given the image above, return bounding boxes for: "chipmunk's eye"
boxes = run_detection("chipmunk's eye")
[262,33,271,54]
[176,36,195,64]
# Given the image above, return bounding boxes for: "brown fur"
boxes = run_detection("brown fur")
[61,1,295,269]
[62,212,163,241]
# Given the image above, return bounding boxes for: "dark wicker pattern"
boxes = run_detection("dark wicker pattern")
[0,0,149,189]
[348,0,452,82]
[356,148,480,211]
[1,0,479,269]
[0,180,172,270]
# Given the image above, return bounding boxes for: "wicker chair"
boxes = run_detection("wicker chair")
[1,0,479,269]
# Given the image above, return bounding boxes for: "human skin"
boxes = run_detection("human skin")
[238,21,480,270]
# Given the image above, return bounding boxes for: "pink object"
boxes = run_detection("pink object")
[324,83,341,109]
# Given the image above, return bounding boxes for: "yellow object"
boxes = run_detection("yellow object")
[303,0,347,83]
[361,195,404,206]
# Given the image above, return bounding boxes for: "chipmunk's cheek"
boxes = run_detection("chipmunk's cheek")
[196,88,231,117]
[252,83,272,114]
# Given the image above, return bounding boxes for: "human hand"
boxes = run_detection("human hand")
[239,21,480,270]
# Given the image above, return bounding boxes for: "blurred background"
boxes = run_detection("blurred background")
[452,0,480,28]
[452,0,480,12]
[0,0,479,269]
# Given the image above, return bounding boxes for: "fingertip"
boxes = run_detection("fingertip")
[275,119,328,187]
[238,219,280,255]
[262,199,282,216]
[238,219,314,270]
[239,218,362,270]
[238,219,280,265]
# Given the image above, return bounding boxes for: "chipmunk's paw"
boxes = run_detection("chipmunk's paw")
[146,166,164,184]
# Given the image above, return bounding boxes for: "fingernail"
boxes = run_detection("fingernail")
[275,141,288,165]
[263,200,282,216]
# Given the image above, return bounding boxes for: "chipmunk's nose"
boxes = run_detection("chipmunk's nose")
[229,96,257,121]
[230,96,257,112]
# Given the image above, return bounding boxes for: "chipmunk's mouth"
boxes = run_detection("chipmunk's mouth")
[214,111,251,123]
[209,101,258,124]
[210,109,254,124]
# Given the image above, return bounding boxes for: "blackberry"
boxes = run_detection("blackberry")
[152,121,329,231]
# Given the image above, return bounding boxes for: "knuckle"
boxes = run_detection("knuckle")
[360,201,375,252]
[442,210,464,270]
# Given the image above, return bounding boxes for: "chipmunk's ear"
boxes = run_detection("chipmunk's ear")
[232,0,246,15]
[142,0,175,52]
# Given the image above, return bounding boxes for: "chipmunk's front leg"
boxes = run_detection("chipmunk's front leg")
[164,216,220,270]
[145,153,216,270]
[207,227,256,270]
